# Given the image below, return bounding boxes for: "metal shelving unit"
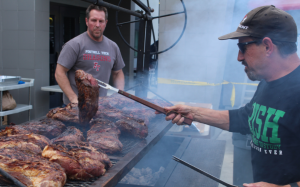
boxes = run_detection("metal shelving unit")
[0,78,34,126]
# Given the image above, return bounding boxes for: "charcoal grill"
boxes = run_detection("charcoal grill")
[0,114,173,187]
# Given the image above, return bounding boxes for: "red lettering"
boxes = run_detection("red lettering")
[103,56,107,61]
[83,54,86,60]
[107,56,111,62]
[96,55,100,61]
[88,54,92,60]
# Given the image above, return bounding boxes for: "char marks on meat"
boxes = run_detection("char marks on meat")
[87,118,123,154]
[51,126,84,144]
[0,133,50,154]
[115,117,148,139]
[42,141,111,180]
[0,148,66,187]
[3,118,67,139]
[75,70,99,127]
[47,103,79,124]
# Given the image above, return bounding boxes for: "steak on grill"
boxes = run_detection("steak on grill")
[46,103,79,124]
[0,133,50,154]
[115,117,148,139]
[42,141,111,180]
[3,119,67,139]
[75,70,99,127]
[51,126,84,144]
[0,148,66,187]
[87,118,123,154]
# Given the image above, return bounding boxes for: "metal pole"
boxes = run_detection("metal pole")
[28,86,31,121]
[0,91,2,126]
[135,20,146,97]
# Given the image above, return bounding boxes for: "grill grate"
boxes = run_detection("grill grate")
[108,134,143,157]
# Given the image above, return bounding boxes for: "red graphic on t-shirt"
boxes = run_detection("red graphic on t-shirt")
[93,62,101,71]
[83,54,111,62]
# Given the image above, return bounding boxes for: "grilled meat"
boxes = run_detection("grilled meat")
[51,126,84,144]
[98,93,136,109]
[42,141,111,180]
[115,118,148,139]
[87,118,123,154]
[75,70,99,126]
[2,119,67,139]
[0,148,66,187]
[0,126,30,136]
[46,103,79,124]
[0,133,50,154]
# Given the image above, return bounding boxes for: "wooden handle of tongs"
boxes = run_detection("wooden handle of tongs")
[118,90,193,125]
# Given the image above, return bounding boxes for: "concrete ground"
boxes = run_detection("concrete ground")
[217,130,234,187]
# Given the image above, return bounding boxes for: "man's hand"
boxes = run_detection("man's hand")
[243,182,290,187]
[157,104,194,125]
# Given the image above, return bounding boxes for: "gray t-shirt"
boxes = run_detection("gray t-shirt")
[57,32,125,104]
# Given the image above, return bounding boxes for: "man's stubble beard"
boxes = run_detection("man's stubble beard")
[243,60,262,81]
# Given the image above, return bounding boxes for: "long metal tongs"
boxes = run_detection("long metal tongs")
[96,79,193,125]
[172,156,238,187]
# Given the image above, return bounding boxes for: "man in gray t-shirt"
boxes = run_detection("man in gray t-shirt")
[55,4,125,105]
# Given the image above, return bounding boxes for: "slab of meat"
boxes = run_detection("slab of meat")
[51,126,84,144]
[0,148,66,187]
[115,117,148,139]
[47,103,79,124]
[2,119,66,139]
[42,141,111,180]
[0,133,50,154]
[87,118,123,154]
[75,70,99,127]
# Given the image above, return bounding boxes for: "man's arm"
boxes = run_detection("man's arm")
[111,69,125,90]
[243,181,298,187]
[55,64,78,103]
[164,104,230,131]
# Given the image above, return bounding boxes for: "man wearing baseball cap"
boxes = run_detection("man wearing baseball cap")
[161,5,300,187]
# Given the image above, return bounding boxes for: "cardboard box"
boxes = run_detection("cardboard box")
[1,116,7,125]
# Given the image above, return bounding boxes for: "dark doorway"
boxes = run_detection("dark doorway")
[49,3,87,108]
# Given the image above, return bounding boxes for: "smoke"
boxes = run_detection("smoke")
[155,0,254,110]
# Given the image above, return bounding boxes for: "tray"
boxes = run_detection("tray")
[0,76,21,85]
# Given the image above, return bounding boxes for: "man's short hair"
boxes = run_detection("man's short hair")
[253,37,297,57]
[86,4,108,20]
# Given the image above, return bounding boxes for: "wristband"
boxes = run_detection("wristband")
[290,183,298,187]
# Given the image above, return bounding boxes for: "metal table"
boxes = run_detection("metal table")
[0,78,34,126]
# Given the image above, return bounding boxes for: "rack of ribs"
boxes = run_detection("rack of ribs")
[75,70,99,127]
[0,148,66,187]
[87,118,123,154]
[42,141,111,180]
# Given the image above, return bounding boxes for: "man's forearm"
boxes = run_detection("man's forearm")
[55,69,78,103]
[191,107,230,130]
[112,70,125,90]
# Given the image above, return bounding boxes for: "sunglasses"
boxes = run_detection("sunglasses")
[237,41,257,54]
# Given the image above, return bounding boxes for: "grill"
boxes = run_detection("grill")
[0,114,172,187]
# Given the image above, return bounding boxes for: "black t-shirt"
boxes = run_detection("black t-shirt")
[229,65,300,185]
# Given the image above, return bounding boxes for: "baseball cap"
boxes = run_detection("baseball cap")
[219,5,297,43]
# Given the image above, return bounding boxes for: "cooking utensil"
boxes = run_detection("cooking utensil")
[0,167,26,187]
[96,79,193,125]
[172,156,238,187]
